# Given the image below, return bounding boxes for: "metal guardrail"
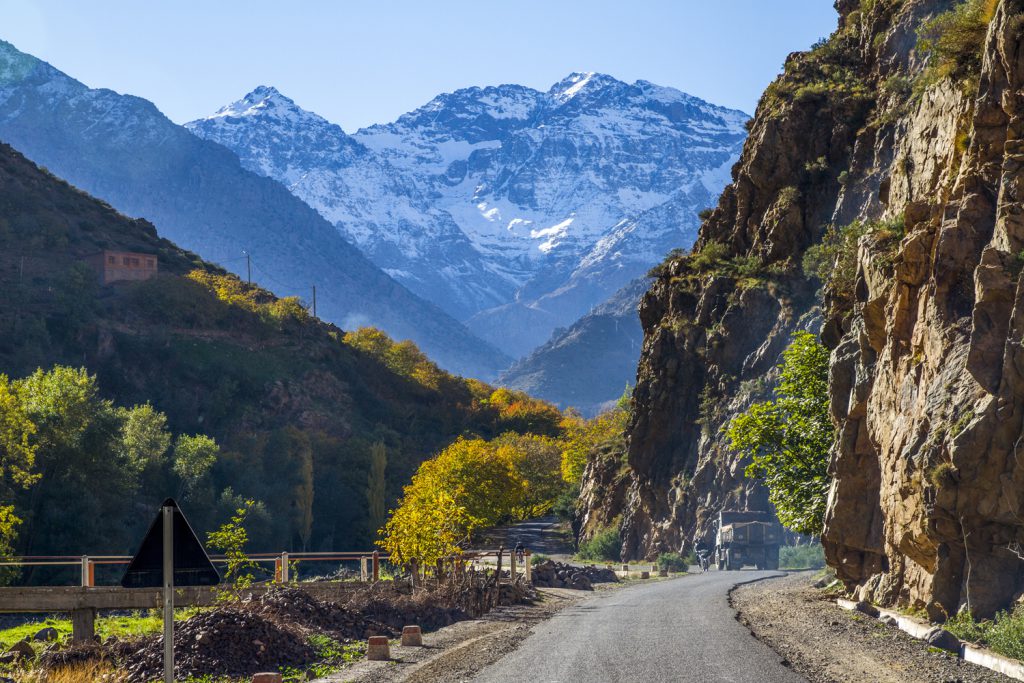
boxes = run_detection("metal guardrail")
[0,548,530,587]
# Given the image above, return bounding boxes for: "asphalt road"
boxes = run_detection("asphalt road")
[471,570,807,683]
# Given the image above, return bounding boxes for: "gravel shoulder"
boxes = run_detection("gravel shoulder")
[731,572,1014,683]
[317,586,590,683]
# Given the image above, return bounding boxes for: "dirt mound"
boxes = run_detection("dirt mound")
[531,561,619,589]
[118,607,313,682]
[245,586,389,640]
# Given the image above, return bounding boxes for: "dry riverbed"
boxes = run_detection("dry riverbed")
[732,572,1014,683]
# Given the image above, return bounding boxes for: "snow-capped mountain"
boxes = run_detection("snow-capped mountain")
[0,40,511,379]
[189,73,748,357]
[187,87,510,319]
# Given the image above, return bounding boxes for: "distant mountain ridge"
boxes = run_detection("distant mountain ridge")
[0,39,510,379]
[189,73,748,357]
[500,278,649,416]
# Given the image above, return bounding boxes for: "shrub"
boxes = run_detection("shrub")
[577,526,622,562]
[916,0,998,95]
[698,207,715,221]
[946,605,1024,661]
[656,552,688,572]
[779,543,826,569]
[530,553,550,566]
[928,462,956,489]
[803,215,904,306]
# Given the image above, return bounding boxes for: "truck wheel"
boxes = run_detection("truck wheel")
[766,546,780,570]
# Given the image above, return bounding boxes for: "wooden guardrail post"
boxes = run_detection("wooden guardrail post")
[524,550,532,583]
[280,552,289,583]
[509,550,517,581]
[360,556,368,581]
[372,550,380,582]
[80,556,89,587]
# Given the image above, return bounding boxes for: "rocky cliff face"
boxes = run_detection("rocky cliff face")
[579,0,1024,618]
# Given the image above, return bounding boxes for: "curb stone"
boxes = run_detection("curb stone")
[837,598,1024,681]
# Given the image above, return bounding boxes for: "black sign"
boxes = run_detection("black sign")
[121,498,220,588]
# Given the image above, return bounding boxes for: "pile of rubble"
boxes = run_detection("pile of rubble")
[20,576,537,682]
[117,605,315,682]
[530,560,619,590]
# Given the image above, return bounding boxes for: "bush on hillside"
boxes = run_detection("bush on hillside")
[916,0,999,94]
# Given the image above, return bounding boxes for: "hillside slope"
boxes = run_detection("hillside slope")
[499,279,647,415]
[0,40,509,379]
[579,0,1024,619]
[0,141,527,554]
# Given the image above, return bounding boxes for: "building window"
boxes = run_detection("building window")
[146,259,155,268]
[131,258,140,267]
[108,255,115,264]
[122,257,131,266]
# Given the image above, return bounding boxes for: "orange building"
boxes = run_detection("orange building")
[86,250,158,284]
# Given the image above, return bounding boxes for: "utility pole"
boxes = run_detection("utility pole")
[243,250,251,284]
[312,285,317,318]
[19,256,24,285]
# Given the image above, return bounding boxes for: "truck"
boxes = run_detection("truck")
[714,510,782,570]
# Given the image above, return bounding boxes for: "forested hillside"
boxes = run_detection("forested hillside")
[0,141,557,565]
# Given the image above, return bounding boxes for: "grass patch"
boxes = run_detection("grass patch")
[779,543,826,569]
[0,607,207,648]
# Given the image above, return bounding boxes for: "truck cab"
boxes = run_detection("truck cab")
[714,510,782,570]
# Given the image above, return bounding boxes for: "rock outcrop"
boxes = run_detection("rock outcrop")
[579,0,1024,618]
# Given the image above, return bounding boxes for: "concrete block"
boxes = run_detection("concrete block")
[367,635,390,661]
[640,571,650,579]
[401,625,423,647]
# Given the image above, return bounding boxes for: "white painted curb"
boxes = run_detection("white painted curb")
[836,599,1024,681]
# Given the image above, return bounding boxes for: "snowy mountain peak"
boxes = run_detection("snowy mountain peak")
[192,73,749,358]
[549,71,618,103]
[201,85,315,126]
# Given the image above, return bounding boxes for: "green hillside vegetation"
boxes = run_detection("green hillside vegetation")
[0,142,562,573]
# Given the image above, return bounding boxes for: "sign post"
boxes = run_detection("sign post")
[162,504,174,683]
[121,498,220,683]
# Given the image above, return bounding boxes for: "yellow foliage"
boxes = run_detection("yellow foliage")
[185,270,308,324]
[559,407,630,485]
[379,434,568,565]
[344,327,449,390]
[489,388,563,436]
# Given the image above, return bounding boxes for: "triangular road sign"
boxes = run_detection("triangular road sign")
[121,498,220,588]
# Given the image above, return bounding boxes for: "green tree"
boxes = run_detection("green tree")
[366,441,387,538]
[173,434,220,498]
[0,374,37,564]
[118,402,171,475]
[726,332,832,535]
[207,498,262,592]
[14,366,136,554]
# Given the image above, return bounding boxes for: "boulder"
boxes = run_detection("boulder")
[925,627,961,653]
[33,627,59,642]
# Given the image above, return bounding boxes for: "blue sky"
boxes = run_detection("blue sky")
[1,0,838,131]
